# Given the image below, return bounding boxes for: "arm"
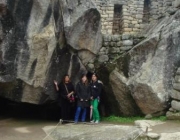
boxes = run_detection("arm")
[66,83,75,98]
[59,84,69,99]
[76,83,80,98]
[86,86,91,100]
[76,83,83,100]
[54,80,59,91]
[97,83,102,97]
[69,83,75,95]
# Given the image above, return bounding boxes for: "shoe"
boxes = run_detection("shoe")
[90,120,95,123]
[95,120,99,124]
[74,121,78,124]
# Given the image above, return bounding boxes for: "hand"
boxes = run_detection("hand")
[90,105,93,109]
[80,99,83,101]
[90,96,93,100]
[67,93,71,98]
[54,80,58,85]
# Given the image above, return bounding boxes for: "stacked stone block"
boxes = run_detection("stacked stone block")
[93,0,180,36]
[166,67,180,120]
[93,0,145,35]
[123,0,144,35]
[97,34,137,63]
[99,4,115,34]
[148,0,162,21]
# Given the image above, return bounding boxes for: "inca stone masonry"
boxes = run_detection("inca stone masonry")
[88,0,180,65]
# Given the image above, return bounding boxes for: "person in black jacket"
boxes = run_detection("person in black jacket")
[90,73,102,124]
[54,74,75,122]
[74,74,91,123]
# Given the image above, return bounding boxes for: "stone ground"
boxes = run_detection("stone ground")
[0,117,180,140]
[0,117,56,140]
[43,123,142,140]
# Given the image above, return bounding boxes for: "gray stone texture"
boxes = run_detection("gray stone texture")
[0,0,101,104]
[171,100,180,111]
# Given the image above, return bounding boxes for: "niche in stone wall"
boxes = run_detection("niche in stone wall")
[143,0,151,23]
[112,4,123,35]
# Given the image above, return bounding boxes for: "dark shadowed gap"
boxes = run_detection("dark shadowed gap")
[28,59,37,79]
[112,4,123,35]
[41,3,52,29]
[0,96,61,121]
[143,0,151,23]
[86,71,93,82]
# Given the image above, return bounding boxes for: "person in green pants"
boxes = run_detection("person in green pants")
[90,73,102,124]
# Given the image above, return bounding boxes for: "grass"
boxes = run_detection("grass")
[101,115,167,123]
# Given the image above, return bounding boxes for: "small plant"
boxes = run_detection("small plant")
[101,115,167,123]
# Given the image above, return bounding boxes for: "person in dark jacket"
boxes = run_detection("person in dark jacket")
[74,74,91,123]
[54,74,75,122]
[90,73,102,124]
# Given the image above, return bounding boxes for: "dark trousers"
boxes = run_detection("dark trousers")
[61,99,71,120]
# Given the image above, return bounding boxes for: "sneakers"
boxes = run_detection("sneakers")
[90,120,99,124]
[90,120,95,123]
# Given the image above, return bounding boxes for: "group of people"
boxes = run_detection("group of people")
[54,73,102,124]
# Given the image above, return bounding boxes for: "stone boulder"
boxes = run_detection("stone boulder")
[109,69,141,116]
[43,124,142,140]
[166,111,180,120]
[174,0,180,8]
[0,0,101,104]
[61,0,102,65]
[110,10,180,116]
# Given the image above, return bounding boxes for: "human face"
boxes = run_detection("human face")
[82,76,87,83]
[64,76,70,83]
[92,74,97,82]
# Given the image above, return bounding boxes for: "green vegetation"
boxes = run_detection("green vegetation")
[101,115,167,123]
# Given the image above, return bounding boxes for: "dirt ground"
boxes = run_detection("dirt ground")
[0,117,57,140]
[151,120,180,133]
[0,117,180,140]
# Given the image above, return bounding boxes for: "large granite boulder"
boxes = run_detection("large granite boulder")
[60,0,102,68]
[109,69,142,116]
[0,0,101,104]
[108,10,180,116]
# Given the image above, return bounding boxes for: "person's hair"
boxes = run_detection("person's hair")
[81,74,88,86]
[91,73,98,83]
[92,73,98,79]
[62,74,70,84]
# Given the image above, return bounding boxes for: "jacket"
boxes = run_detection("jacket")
[76,82,91,107]
[90,80,102,99]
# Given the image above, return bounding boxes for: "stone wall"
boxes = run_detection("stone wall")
[91,0,180,66]
[98,34,135,63]
[167,67,180,120]
[93,0,145,35]
[92,0,179,35]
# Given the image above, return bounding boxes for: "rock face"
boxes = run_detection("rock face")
[106,10,180,116]
[0,0,101,104]
[1,0,180,118]
[109,69,141,116]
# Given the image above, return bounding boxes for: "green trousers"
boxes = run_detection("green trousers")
[91,99,100,121]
